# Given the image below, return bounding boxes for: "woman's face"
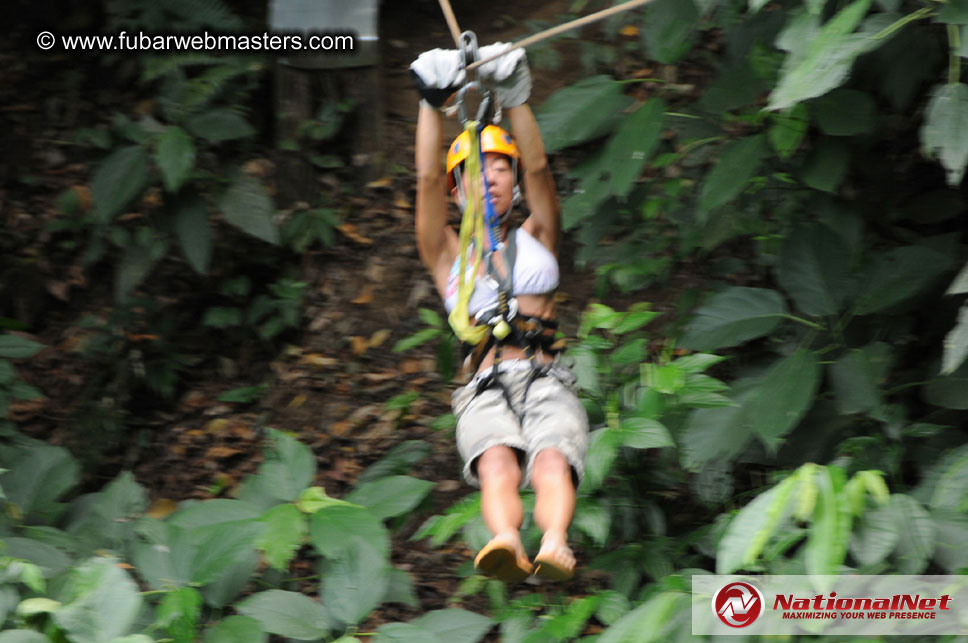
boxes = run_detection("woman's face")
[457,152,514,214]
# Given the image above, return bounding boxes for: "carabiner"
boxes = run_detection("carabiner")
[456,82,494,127]
[459,31,479,73]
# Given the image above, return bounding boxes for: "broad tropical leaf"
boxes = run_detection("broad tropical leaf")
[921,82,968,186]
[679,287,788,351]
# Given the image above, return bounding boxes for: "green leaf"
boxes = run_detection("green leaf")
[768,0,877,110]
[679,287,788,351]
[116,228,167,300]
[174,194,212,275]
[374,623,441,643]
[800,138,849,192]
[536,76,634,153]
[412,495,479,547]
[219,173,279,244]
[189,522,263,585]
[236,590,330,641]
[345,476,435,521]
[642,0,700,64]
[310,504,389,559]
[202,551,259,609]
[855,245,953,315]
[923,361,968,409]
[358,441,432,484]
[680,401,748,471]
[392,328,440,353]
[3,444,79,518]
[91,145,149,223]
[595,590,631,626]
[53,558,142,643]
[157,587,203,643]
[260,429,317,502]
[937,0,968,25]
[672,353,726,373]
[889,494,935,573]
[769,103,809,159]
[321,541,390,626]
[749,0,770,13]
[849,504,898,567]
[600,99,666,199]
[256,504,307,571]
[0,632,49,643]
[932,509,968,572]
[156,126,195,193]
[829,344,890,417]
[597,592,685,643]
[382,567,419,608]
[186,108,256,143]
[697,135,767,218]
[409,608,493,643]
[573,498,611,547]
[921,83,968,186]
[618,417,674,449]
[203,616,267,643]
[677,373,734,408]
[717,474,797,573]
[776,223,852,317]
[418,307,443,328]
[804,467,851,575]
[0,334,45,359]
[612,310,660,335]
[930,447,968,510]
[583,428,622,491]
[735,350,821,451]
[942,303,968,375]
[814,88,876,136]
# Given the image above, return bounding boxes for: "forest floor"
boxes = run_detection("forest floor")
[3,0,697,635]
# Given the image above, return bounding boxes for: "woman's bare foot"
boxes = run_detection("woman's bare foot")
[474,532,533,583]
[533,531,575,581]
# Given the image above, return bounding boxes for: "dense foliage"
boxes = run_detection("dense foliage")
[3,0,968,640]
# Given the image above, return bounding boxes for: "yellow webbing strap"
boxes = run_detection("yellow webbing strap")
[448,119,489,345]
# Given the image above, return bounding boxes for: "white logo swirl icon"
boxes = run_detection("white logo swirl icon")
[37,32,56,50]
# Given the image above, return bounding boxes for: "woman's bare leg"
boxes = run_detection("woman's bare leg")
[475,446,532,581]
[530,448,576,579]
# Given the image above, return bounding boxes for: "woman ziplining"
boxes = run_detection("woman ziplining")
[409,38,589,583]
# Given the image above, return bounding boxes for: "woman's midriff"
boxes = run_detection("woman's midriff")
[469,293,557,374]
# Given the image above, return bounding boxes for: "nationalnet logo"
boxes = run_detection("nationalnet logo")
[693,576,968,636]
[713,581,764,627]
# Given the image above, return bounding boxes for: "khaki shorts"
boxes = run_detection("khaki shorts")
[451,361,589,489]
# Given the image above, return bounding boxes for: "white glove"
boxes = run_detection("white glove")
[410,48,466,108]
[476,42,531,108]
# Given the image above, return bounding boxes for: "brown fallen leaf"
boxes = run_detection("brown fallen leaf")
[350,336,369,356]
[300,353,339,368]
[368,329,391,348]
[204,418,231,434]
[328,420,353,437]
[72,185,93,211]
[365,176,394,189]
[337,223,373,245]
[400,358,423,374]
[289,394,307,408]
[362,371,396,383]
[352,285,375,305]
[146,498,178,519]
[206,446,243,459]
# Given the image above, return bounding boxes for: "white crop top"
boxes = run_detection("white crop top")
[444,227,559,315]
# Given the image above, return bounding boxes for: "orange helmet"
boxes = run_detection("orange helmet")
[446,125,520,190]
